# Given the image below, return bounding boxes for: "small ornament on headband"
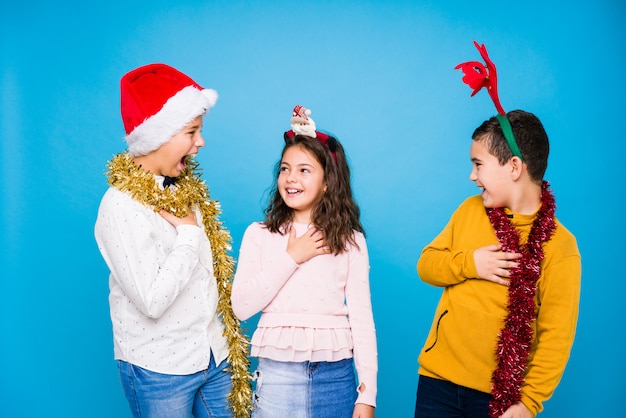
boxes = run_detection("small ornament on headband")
[455,41,524,161]
[284,105,336,160]
[290,105,317,138]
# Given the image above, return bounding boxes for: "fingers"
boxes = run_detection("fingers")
[490,259,520,284]
[473,242,525,287]
[287,227,330,264]
[485,243,503,252]
[159,209,177,224]
[305,227,324,241]
[501,251,522,261]
[499,260,519,274]
[491,274,510,286]
[493,248,521,277]
[317,243,331,255]
[293,227,323,246]
[490,259,518,285]
[304,228,328,249]
[484,243,522,260]
[159,209,197,226]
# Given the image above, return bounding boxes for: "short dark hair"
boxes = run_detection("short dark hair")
[472,110,549,184]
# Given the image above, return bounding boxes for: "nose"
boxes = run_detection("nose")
[195,133,205,149]
[287,170,298,183]
[469,166,477,182]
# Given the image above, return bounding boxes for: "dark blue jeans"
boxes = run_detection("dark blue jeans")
[414,375,492,418]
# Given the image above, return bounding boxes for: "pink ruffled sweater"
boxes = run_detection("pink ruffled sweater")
[231,222,378,407]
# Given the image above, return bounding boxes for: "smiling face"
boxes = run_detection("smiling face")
[135,115,205,177]
[469,137,513,209]
[278,144,327,224]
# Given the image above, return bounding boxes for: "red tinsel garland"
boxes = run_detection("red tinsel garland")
[487,181,557,418]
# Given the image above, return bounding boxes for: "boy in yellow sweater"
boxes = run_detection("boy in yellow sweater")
[414,42,581,418]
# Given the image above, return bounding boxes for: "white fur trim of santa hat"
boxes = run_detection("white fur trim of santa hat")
[125,86,217,157]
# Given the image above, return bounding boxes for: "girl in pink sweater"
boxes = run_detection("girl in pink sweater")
[232,105,377,418]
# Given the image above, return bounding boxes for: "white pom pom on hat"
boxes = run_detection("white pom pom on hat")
[120,63,218,157]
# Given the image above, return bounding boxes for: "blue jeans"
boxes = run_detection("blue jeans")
[118,354,233,418]
[414,375,492,418]
[252,357,358,418]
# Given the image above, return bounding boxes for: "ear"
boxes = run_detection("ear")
[509,156,524,181]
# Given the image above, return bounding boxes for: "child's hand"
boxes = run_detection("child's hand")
[500,401,532,418]
[473,244,520,286]
[352,403,374,418]
[159,209,198,227]
[286,226,329,264]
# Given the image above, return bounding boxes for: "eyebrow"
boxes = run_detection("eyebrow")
[280,161,315,168]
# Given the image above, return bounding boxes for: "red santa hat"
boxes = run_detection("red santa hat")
[120,63,218,156]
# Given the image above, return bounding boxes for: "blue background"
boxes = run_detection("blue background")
[1,1,624,417]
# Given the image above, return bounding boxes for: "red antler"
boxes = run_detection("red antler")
[454,41,506,115]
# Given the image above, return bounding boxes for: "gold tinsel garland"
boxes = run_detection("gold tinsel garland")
[106,153,252,417]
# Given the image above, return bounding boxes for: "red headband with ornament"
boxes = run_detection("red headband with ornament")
[283,105,337,160]
[455,41,523,161]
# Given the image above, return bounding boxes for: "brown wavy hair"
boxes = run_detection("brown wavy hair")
[263,134,364,254]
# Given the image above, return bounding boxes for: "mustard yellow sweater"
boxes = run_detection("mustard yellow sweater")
[417,195,581,416]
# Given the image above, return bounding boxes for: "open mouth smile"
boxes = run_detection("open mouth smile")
[180,154,196,170]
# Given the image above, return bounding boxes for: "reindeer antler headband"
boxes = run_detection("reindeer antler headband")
[455,41,523,161]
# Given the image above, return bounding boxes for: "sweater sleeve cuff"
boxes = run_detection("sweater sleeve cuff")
[463,249,479,279]
[355,370,377,407]
[174,224,202,249]
[520,394,540,417]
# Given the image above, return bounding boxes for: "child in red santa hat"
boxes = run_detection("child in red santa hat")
[95,63,251,418]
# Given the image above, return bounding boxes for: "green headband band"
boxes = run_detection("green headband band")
[496,114,523,161]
